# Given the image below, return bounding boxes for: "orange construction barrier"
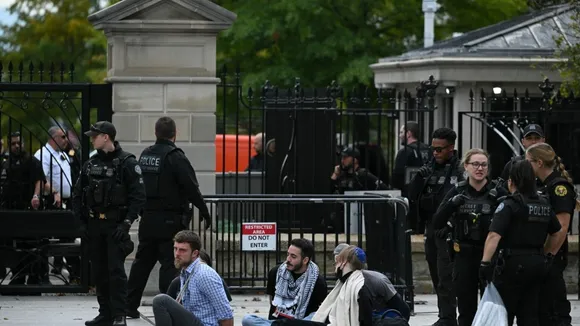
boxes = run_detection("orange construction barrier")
[215,134,257,172]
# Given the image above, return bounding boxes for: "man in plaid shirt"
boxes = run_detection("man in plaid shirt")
[152,230,233,326]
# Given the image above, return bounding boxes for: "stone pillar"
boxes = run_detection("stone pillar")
[89,0,236,294]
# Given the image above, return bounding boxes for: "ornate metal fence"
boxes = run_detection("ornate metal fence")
[0,62,112,294]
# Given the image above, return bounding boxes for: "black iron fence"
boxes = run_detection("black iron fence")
[458,79,580,181]
[0,62,112,293]
[200,193,415,312]
[216,67,438,196]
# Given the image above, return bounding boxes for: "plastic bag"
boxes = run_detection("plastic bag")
[472,283,508,326]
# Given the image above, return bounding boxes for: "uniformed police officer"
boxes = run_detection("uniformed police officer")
[407,127,463,326]
[500,123,545,184]
[525,142,579,326]
[432,148,507,326]
[126,116,212,319]
[331,146,388,194]
[479,159,565,326]
[72,121,146,326]
[392,121,431,234]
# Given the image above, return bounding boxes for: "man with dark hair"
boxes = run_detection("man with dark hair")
[74,121,146,326]
[152,230,233,326]
[242,238,327,325]
[408,127,463,326]
[1,131,47,289]
[126,116,212,318]
[392,121,431,233]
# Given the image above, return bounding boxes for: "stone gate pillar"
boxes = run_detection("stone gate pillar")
[89,0,236,294]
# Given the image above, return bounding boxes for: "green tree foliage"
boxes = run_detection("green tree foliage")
[0,0,120,149]
[216,0,530,90]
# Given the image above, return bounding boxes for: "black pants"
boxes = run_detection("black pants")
[453,244,484,326]
[538,254,571,326]
[126,238,178,311]
[88,219,128,318]
[425,225,456,323]
[495,254,545,326]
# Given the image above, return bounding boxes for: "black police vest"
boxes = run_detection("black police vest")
[85,152,132,213]
[454,189,496,244]
[139,144,182,210]
[404,142,430,185]
[507,197,553,249]
[419,161,460,212]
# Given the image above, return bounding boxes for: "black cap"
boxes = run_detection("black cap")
[522,124,544,138]
[341,146,360,159]
[84,121,116,139]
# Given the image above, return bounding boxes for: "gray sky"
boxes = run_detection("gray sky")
[0,0,16,28]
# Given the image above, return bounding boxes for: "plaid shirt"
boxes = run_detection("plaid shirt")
[179,258,233,326]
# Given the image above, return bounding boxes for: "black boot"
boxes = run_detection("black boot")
[85,314,113,326]
[111,316,127,326]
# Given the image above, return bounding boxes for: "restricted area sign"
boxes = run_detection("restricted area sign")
[241,222,277,251]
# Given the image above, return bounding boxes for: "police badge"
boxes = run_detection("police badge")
[450,176,458,184]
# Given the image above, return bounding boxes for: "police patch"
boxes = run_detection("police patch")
[555,185,567,197]
[135,165,142,175]
[495,202,504,213]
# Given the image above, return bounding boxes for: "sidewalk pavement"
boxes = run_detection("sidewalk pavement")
[0,294,579,325]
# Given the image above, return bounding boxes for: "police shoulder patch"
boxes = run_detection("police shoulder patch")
[135,165,142,175]
[494,202,504,214]
[555,185,567,197]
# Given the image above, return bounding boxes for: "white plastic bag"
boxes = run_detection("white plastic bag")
[471,282,508,326]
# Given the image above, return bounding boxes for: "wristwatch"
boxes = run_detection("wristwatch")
[123,219,132,226]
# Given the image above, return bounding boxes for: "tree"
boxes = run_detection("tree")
[215,0,530,91]
[0,0,121,83]
[550,1,580,94]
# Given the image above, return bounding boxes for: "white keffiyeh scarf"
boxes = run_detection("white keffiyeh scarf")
[271,262,319,319]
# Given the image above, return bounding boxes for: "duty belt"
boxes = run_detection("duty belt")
[504,248,543,256]
[88,208,126,220]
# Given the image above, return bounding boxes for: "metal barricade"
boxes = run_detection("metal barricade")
[0,210,89,294]
[202,194,415,311]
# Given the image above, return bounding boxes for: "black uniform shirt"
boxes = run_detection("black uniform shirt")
[543,171,576,255]
[72,142,146,224]
[489,196,561,241]
[432,180,505,230]
[391,141,430,190]
[163,140,210,215]
[1,153,46,209]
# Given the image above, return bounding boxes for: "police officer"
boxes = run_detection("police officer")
[500,123,545,183]
[407,127,463,326]
[479,159,565,326]
[525,142,579,326]
[126,116,212,319]
[330,146,388,270]
[331,146,387,194]
[432,148,507,326]
[392,121,431,233]
[72,121,146,326]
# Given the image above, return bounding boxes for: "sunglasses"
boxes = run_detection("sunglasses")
[430,145,450,153]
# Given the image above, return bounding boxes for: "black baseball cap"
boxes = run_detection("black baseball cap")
[341,146,360,159]
[522,124,544,138]
[84,121,116,139]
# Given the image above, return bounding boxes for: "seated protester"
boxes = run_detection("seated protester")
[280,245,370,326]
[333,244,410,322]
[152,230,233,326]
[242,238,327,326]
[167,249,232,302]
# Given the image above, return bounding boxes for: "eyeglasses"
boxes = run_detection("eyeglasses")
[467,162,488,169]
[430,145,449,153]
